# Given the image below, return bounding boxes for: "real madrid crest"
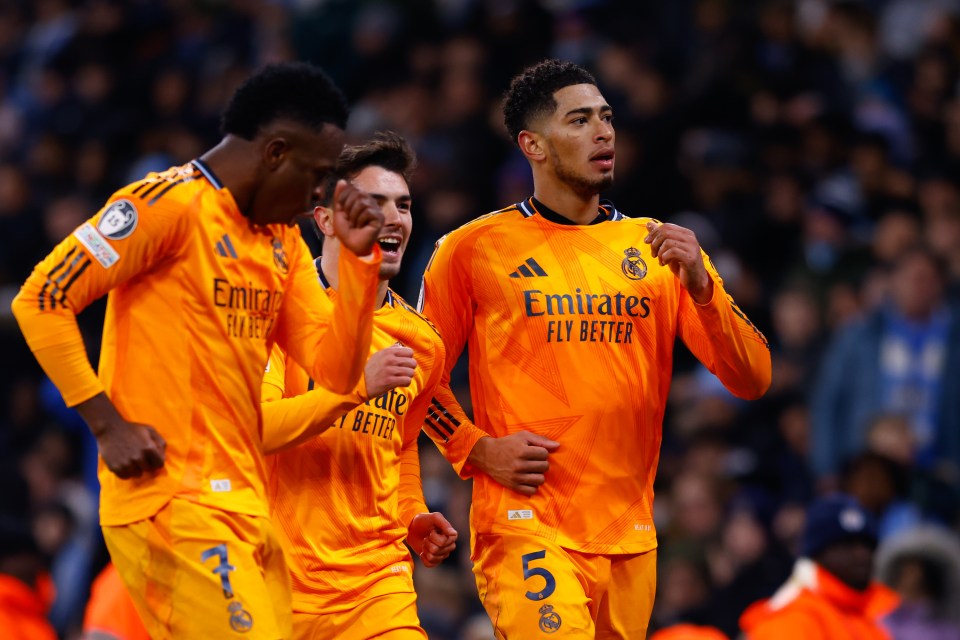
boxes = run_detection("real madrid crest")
[622,247,647,280]
[272,237,289,274]
[227,601,253,633]
[538,604,562,634]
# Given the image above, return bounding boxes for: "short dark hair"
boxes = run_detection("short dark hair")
[503,59,596,145]
[220,62,349,139]
[318,131,416,207]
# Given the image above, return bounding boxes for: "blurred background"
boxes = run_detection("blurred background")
[1,0,960,638]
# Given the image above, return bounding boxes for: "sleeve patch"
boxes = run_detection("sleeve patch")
[74,223,120,268]
[96,199,139,240]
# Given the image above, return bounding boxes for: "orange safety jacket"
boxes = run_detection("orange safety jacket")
[740,560,900,640]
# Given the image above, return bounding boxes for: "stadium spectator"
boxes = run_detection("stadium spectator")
[811,247,960,481]
[739,494,900,640]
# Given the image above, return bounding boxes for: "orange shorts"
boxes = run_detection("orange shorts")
[472,533,656,639]
[291,589,426,640]
[102,498,292,640]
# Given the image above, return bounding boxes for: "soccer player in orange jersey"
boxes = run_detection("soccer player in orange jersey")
[419,59,772,638]
[261,132,458,639]
[11,63,385,639]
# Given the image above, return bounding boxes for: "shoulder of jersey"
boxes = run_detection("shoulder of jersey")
[596,201,661,226]
[618,213,662,228]
[115,163,208,209]
[601,207,651,224]
[433,203,526,248]
[391,291,443,341]
[83,165,206,243]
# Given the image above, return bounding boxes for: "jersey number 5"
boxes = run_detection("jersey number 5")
[521,550,556,601]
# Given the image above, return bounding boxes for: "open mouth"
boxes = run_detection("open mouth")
[378,237,401,256]
[591,152,614,169]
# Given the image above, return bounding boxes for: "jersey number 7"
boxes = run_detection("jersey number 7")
[201,543,237,599]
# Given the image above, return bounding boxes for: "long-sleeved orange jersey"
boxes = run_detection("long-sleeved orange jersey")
[11,161,380,525]
[420,198,771,555]
[263,264,444,613]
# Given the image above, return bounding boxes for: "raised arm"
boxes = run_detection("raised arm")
[646,221,772,400]
[274,181,384,394]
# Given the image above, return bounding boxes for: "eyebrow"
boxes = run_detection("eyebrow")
[563,105,613,118]
[369,192,412,201]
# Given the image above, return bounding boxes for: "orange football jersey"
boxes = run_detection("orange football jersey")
[420,198,770,555]
[11,161,380,525]
[263,263,445,613]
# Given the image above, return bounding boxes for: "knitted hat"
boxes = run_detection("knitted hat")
[800,494,878,558]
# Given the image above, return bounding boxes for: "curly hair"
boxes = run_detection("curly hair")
[220,62,349,139]
[317,131,417,208]
[503,59,596,146]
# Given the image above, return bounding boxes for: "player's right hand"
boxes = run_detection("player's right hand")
[96,420,166,479]
[644,221,713,303]
[408,512,458,568]
[468,431,560,496]
[332,179,384,257]
[364,344,417,398]
[76,392,166,479]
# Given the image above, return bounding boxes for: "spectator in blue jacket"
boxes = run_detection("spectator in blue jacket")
[811,247,960,484]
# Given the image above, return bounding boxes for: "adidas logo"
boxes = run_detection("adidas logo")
[215,234,238,259]
[508,258,548,278]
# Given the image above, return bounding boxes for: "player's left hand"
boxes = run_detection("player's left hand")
[644,221,713,304]
[408,512,458,568]
[363,344,417,399]
[331,179,384,257]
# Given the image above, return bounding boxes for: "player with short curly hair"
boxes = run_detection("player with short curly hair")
[220,62,349,139]
[12,61,384,639]
[421,59,772,638]
[502,58,597,144]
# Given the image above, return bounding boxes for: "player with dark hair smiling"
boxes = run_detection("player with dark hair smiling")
[261,131,457,639]
[420,59,772,638]
[11,62,384,639]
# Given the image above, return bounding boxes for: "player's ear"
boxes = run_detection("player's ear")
[518,130,545,162]
[263,136,289,170]
[313,205,335,237]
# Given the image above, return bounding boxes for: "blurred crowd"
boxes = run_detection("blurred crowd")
[1,0,960,638]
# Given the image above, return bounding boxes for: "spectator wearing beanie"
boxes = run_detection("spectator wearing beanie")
[739,494,900,640]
